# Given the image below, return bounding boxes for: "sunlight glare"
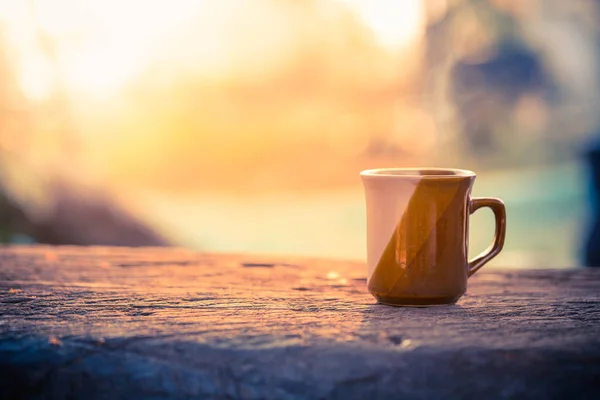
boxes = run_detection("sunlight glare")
[2,0,425,99]
[1,0,205,99]
[19,53,54,101]
[335,0,425,51]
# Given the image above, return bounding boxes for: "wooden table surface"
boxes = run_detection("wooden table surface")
[1,245,599,399]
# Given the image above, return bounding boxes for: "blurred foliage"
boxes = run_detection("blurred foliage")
[423,0,600,168]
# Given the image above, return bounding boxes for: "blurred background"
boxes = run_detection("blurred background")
[0,0,598,268]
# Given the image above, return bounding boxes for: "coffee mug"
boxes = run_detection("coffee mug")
[360,168,506,306]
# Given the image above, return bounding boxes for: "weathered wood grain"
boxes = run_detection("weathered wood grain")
[0,246,599,399]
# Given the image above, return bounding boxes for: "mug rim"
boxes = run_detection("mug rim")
[360,167,476,179]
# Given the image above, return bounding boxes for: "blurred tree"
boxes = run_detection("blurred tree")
[421,0,577,168]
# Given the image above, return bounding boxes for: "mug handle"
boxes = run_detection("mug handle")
[468,197,507,277]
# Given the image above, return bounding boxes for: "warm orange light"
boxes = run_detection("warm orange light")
[2,0,425,100]
[0,0,428,194]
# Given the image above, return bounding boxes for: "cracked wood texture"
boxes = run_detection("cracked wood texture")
[0,245,599,400]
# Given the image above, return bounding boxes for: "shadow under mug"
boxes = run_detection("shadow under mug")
[360,168,506,306]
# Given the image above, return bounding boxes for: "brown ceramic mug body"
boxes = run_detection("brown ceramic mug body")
[360,168,506,306]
